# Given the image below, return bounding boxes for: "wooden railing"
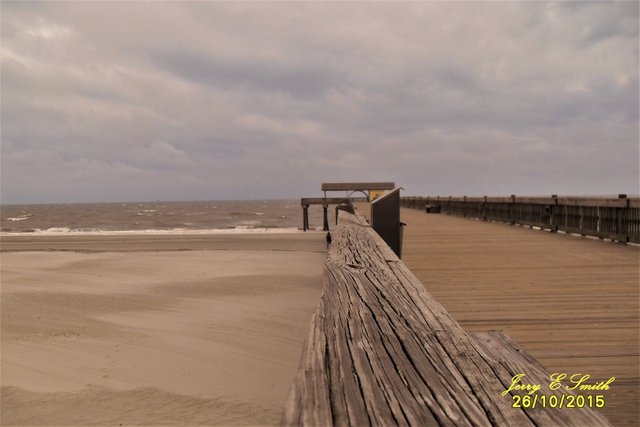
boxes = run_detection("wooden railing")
[401,195,640,243]
[282,209,611,426]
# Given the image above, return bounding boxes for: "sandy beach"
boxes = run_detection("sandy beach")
[1,233,326,426]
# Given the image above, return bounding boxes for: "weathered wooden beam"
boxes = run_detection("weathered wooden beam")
[470,331,617,427]
[301,197,368,206]
[301,197,351,205]
[282,210,612,426]
[321,182,395,191]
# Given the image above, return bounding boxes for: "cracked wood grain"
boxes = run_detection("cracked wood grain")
[282,211,612,426]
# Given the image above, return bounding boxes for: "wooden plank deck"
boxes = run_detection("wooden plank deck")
[399,208,639,427]
[283,210,613,426]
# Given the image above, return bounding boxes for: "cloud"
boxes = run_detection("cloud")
[151,49,339,100]
[129,141,191,168]
[1,1,637,203]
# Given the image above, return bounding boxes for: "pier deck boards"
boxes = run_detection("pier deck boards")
[283,210,612,426]
[399,207,639,427]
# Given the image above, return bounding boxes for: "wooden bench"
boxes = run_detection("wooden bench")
[282,210,611,426]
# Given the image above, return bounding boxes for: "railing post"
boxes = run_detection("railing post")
[463,195,467,217]
[618,194,629,243]
[483,195,488,221]
[511,194,516,225]
[550,195,558,232]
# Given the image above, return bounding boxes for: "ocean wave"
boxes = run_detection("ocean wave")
[136,209,158,216]
[0,227,305,236]
[5,215,32,222]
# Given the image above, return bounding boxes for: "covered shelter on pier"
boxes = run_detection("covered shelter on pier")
[301,182,395,232]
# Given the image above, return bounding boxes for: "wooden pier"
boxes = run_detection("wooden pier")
[300,197,352,232]
[401,195,640,243]
[398,207,639,427]
[301,182,395,232]
[283,208,615,426]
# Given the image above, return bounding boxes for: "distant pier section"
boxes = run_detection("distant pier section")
[401,194,640,243]
[300,182,395,232]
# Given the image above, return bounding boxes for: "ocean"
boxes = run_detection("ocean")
[0,200,331,235]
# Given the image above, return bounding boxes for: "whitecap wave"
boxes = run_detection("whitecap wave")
[136,209,158,216]
[5,215,31,222]
[0,227,305,236]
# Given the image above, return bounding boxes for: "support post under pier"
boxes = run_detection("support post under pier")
[322,204,329,231]
[302,205,309,231]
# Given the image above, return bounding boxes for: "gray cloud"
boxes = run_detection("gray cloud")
[151,49,339,99]
[1,1,637,203]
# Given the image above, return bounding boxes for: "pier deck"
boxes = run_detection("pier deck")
[399,207,639,427]
[284,208,613,426]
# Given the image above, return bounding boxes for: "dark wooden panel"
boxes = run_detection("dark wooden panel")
[370,188,401,257]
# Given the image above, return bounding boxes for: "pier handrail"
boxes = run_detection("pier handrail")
[282,210,611,426]
[401,195,640,243]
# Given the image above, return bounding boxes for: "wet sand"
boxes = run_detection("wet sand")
[1,233,326,426]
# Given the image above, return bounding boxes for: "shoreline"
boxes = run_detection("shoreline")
[0,227,312,237]
[0,232,326,254]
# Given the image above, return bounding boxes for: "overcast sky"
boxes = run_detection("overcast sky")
[1,1,638,203]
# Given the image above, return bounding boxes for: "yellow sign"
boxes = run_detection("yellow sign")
[369,190,385,201]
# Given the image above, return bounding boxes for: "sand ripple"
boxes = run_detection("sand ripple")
[2,385,279,426]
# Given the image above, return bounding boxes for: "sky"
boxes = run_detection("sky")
[1,1,638,204]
